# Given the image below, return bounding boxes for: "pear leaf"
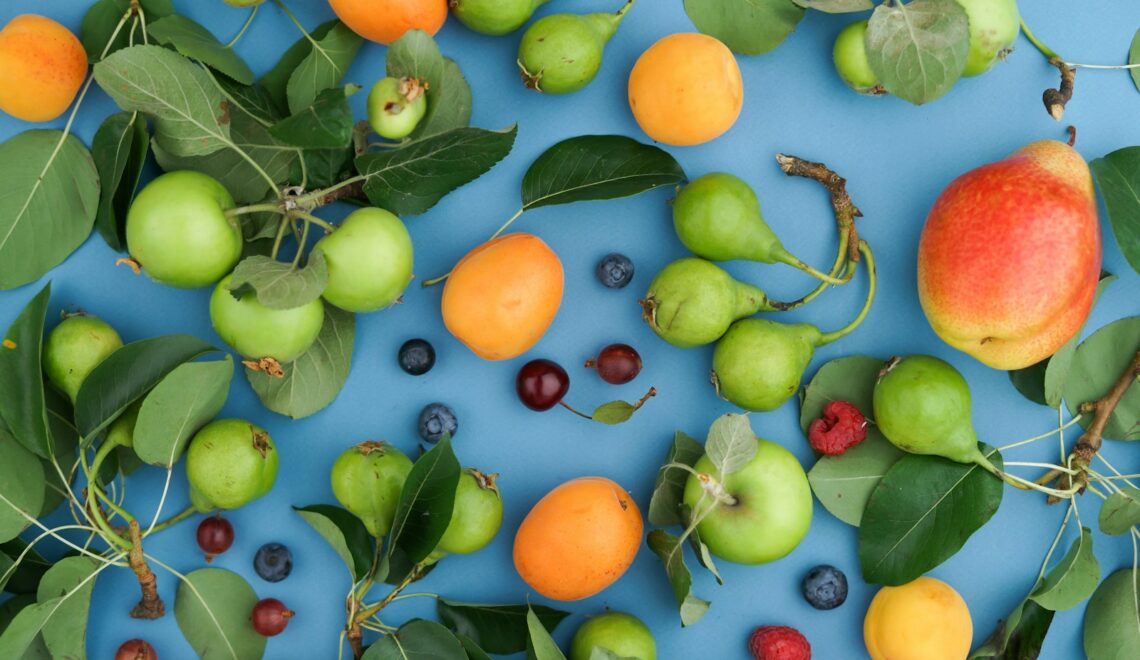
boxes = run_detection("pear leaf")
[525,607,567,660]
[970,590,1055,659]
[1030,527,1100,611]
[1099,487,1140,535]
[793,0,873,11]
[1091,148,1140,276]
[683,0,805,56]
[1130,28,1140,93]
[1083,569,1140,659]
[1063,316,1140,441]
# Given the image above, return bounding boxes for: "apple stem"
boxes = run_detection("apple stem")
[818,241,876,346]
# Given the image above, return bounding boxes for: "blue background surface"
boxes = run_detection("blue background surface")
[2,1,1139,658]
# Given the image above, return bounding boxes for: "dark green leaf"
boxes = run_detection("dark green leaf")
[363,619,468,660]
[418,58,473,138]
[214,74,282,124]
[382,543,439,586]
[357,126,518,215]
[295,504,375,581]
[799,355,884,433]
[0,284,51,457]
[680,504,723,584]
[705,413,756,476]
[793,0,873,11]
[1031,527,1099,611]
[286,22,363,115]
[590,400,636,425]
[0,424,45,544]
[297,145,354,189]
[683,0,805,55]
[437,601,570,656]
[149,15,255,84]
[117,445,145,476]
[270,87,355,149]
[970,593,1055,659]
[92,111,149,252]
[74,335,219,441]
[1064,316,1140,440]
[36,557,98,660]
[80,0,174,61]
[261,21,340,113]
[865,0,970,104]
[0,595,35,634]
[1083,569,1140,659]
[388,436,461,565]
[859,445,1004,585]
[1099,487,1140,535]
[648,431,705,526]
[0,539,51,595]
[1091,148,1140,275]
[174,568,266,660]
[647,529,709,626]
[0,557,101,658]
[133,357,233,467]
[457,634,493,660]
[40,388,78,517]
[520,135,685,211]
[526,607,567,660]
[0,131,99,290]
[1008,359,1049,407]
[246,304,354,419]
[227,253,328,310]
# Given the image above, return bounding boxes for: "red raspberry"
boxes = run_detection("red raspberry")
[808,400,867,456]
[748,625,811,660]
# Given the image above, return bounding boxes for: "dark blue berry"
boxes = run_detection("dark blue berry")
[254,543,293,583]
[418,403,457,443]
[596,253,634,289]
[398,339,436,376]
[802,565,847,610]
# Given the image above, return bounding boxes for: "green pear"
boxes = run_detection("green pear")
[451,0,548,36]
[673,173,789,264]
[330,441,413,538]
[42,315,123,403]
[186,420,279,511]
[711,320,822,412]
[518,1,633,94]
[642,258,774,348]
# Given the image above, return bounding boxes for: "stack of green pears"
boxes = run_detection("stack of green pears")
[642,172,877,412]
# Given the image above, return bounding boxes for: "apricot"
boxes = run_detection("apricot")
[441,233,563,361]
[864,576,973,660]
[327,0,448,45]
[513,476,643,601]
[628,33,742,146]
[0,15,88,122]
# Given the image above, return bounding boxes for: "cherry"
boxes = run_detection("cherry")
[196,515,234,562]
[115,639,157,660]
[585,343,642,384]
[251,598,294,637]
[516,359,570,411]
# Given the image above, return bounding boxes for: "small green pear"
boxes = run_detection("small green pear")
[642,258,774,349]
[711,320,822,412]
[330,441,413,538]
[42,314,123,403]
[518,1,634,94]
[451,0,548,35]
[186,420,279,511]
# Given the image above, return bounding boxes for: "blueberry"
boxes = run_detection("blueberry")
[596,253,634,289]
[418,403,457,443]
[802,565,847,610]
[398,339,436,376]
[254,543,293,583]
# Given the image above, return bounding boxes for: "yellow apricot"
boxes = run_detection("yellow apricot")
[0,15,87,122]
[864,576,973,660]
[628,33,743,146]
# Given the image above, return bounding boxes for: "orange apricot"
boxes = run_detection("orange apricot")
[628,32,743,147]
[0,15,88,123]
[441,233,563,361]
[327,0,448,45]
[513,477,643,601]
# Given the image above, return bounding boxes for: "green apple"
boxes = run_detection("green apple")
[436,469,503,555]
[209,275,325,362]
[368,77,427,140]
[957,0,1020,77]
[833,20,881,94]
[42,315,122,403]
[682,438,812,564]
[315,208,413,313]
[186,419,278,511]
[570,611,656,660]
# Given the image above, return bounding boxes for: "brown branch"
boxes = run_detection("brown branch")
[775,153,863,264]
[127,520,165,619]
[1043,57,1076,121]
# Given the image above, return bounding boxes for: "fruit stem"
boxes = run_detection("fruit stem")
[818,240,876,345]
[292,211,336,234]
[127,520,166,619]
[354,563,426,624]
[489,207,526,241]
[224,4,260,49]
[1019,19,1059,60]
[224,203,283,218]
[616,0,637,18]
[146,505,197,535]
[558,400,594,420]
[996,414,1084,452]
[766,232,855,312]
[782,252,850,285]
[270,216,291,260]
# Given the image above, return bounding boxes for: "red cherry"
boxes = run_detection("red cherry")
[115,639,157,660]
[196,516,234,562]
[586,343,642,384]
[251,598,294,637]
[516,359,570,411]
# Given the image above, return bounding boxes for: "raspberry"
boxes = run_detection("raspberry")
[808,400,868,456]
[748,625,811,660]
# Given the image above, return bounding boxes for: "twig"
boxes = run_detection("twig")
[1044,57,1076,121]
[775,153,863,264]
[127,520,165,619]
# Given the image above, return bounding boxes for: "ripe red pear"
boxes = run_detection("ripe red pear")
[918,139,1101,370]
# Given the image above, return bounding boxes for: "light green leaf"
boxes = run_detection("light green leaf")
[133,357,233,467]
[808,435,903,527]
[680,504,723,584]
[1090,148,1140,276]
[1130,29,1140,93]
[174,568,266,660]
[1043,273,1117,407]
[683,0,805,56]
[386,29,445,92]
[0,557,103,658]
[227,253,328,310]
[286,22,363,115]
[799,355,884,433]
[363,619,468,659]
[793,0,873,11]
[1083,568,1140,659]
[148,15,255,84]
[526,607,568,660]
[418,58,473,138]
[1100,487,1140,535]
[1031,527,1100,611]
[37,557,99,660]
[648,431,705,526]
[865,0,970,104]
[705,413,756,476]
[0,424,45,544]
[646,530,710,626]
[294,504,374,581]
[81,0,174,61]
[590,400,636,425]
[1064,316,1140,440]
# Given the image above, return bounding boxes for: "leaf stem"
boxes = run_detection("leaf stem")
[270,216,291,260]
[1004,461,1077,474]
[293,210,336,233]
[292,175,367,208]
[354,563,426,624]
[272,0,321,50]
[818,240,876,345]
[225,203,283,218]
[147,505,197,534]
[292,219,312,267]
[387,591,439,602]
[488,207,525,240]
[225,5,260,49]
[997,415,1084,452]
[422,207,528,288]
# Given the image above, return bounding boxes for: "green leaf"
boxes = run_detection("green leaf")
[297,145,354,189]
[437,601,570,656]
[1008,359,1049,407]
[74,334,219,441]
[0,557,102,658]
[1031,527,1099,611]
[680,504,723,584]
[148,15,255,85]
[808,435,903,527]
[526,607,568,660]
[0,594,35,634]
[295,504,374,581]
[1099,487,1140,535]
[364,619,468,660]
[1083,568,1140,659]
[590,400,636,425]
[356,126,518,216]
[36,557,98,660]
[1064,316,1140,440]
[648,431,705,526]
[682,0,805,56]
[1091,148,1140,275]
[646,529,710,626]
[705,413,756,476]
[799,355,884,433]
[215,74,282,124]
[0,284,51,457]
[865,0,970,105]
[0,424,45,544]
[0,131,100,290]
[520,135,685,211]
[246,304,354,419]
[133,357,233,467]
[859,445,1004,585]
[92,111,149,252]
[286,22,363,115]
[970,593,1055,659]
[80,0,174,61]
[386,29,445,94]
[0,538,51,595]
[270,87,355,149]
[227,254,328,311]
[175,568,266,660]
[418,58,473,138]
[95,45,231,157]
[388,435,461,565]
[1131,29,1140,94]
[261,20,340,113]
[793,0,873,12]
[458,634,494,660]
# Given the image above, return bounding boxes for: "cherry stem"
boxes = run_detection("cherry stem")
[558,400,593,420]
[818,240,876,345]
